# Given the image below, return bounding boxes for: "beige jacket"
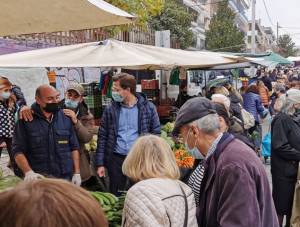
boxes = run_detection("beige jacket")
[74,112,94,181]
[122,178,198,227]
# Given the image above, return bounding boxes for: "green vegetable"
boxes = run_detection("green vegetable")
[0,175,21,191]
[160,130,168,139]
[90,191,126,227]
[161,122,175,133]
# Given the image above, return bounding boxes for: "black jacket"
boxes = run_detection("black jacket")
[12,103,79,178]
[271,113,300,181]
[229,93,243,122]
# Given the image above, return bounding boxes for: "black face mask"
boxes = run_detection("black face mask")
[43,102,60,113]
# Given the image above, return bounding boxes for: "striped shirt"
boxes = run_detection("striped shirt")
[188,133,223,205]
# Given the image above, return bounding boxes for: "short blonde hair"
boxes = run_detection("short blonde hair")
[122,135,180,182]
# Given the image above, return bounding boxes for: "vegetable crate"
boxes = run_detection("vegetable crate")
[84,95,102,109]
[141,79,159,90]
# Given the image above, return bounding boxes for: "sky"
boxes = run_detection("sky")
[247,0,300,46]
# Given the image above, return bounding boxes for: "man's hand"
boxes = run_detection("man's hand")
[19,106,34,122]
[63,109,78,124]
[71,173,82,186]
[97,166,106,177]
[24,170,44,181]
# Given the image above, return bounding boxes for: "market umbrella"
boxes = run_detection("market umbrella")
[206,78,230,89]
[262,52,292,65]
[0,39,247,70]
[0,0,135,36]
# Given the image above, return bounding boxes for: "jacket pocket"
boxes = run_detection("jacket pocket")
[29,132,43,150]
[56,130,70,148]
[284,161,298,179]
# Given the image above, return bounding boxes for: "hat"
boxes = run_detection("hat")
[286,89,300,104]
[67,83,84,96]
[173,97,216,135]
[0,76,12,89]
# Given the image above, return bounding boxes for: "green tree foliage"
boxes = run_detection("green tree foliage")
[277,34,298,57]
[148,0,194,49]
[105,0,164,27]
[205,0,245,52]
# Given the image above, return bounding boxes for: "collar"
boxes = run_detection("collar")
[205,133,223,160]
[121,98,138,108]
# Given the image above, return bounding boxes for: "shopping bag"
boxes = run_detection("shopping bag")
[261,132,271,157]
[291,163,300,227]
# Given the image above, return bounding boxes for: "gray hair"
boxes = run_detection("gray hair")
[281,89,300,116]
[191,114,220,134]
[211,94,231,111]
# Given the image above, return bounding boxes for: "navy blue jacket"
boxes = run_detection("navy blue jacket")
[95,93,160,167]
[12,103,79,178]
[242,92,265,123]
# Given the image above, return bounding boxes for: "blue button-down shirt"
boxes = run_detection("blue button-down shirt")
[115,104,139,155]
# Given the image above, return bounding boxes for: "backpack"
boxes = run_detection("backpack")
[239,104,255,129]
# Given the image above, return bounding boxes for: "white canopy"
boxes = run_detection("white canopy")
[0,0,135,36]
[287,56,300,62]
[0,39,246,70]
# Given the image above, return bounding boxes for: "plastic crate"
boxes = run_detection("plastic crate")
[142,89,160,99]
[89,107,102,119]
[141,80,159,90]
[81,82,101,96]
[84,95,102,109]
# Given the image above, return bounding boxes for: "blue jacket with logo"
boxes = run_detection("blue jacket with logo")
[12,103,79,178]
[95,93,160,167]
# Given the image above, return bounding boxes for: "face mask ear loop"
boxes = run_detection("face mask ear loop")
[186,127,197,150]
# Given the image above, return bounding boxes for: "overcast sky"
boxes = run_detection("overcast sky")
[247,0,300,45]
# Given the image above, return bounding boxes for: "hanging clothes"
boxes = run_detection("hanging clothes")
[169,68,180,85]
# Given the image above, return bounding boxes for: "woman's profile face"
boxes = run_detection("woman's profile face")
[218,116,228,132]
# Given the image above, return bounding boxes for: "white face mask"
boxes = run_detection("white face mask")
[184,128,205,160]
[0,91,11,100]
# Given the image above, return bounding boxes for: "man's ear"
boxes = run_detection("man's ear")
[190,125,200,137]
[35,96,41,105]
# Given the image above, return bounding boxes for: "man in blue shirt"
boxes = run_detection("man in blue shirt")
[12,85,81,186]
[96,73,160,195]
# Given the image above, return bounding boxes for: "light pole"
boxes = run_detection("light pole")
[251,0,256,54]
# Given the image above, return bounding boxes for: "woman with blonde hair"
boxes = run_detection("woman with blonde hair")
[122,135,197,227]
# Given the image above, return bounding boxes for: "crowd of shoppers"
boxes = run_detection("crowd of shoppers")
[0,67,300,227]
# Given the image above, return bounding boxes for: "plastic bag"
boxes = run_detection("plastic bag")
[262,132,271,157]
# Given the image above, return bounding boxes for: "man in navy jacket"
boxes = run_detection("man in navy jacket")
[12,85,81,186]
[96,73,160,195]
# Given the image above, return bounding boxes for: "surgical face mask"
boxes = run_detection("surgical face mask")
[112,91,124,102]
[65,99,79,109]
[185,128,205,160]
[0,91,11,100]
[43,102,60,113]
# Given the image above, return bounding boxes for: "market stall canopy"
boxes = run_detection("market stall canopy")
[234,52,292,65]
[287,56,300,62]
[0,39,247,70]
[0,0,135,36]
[207,62,253,70]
